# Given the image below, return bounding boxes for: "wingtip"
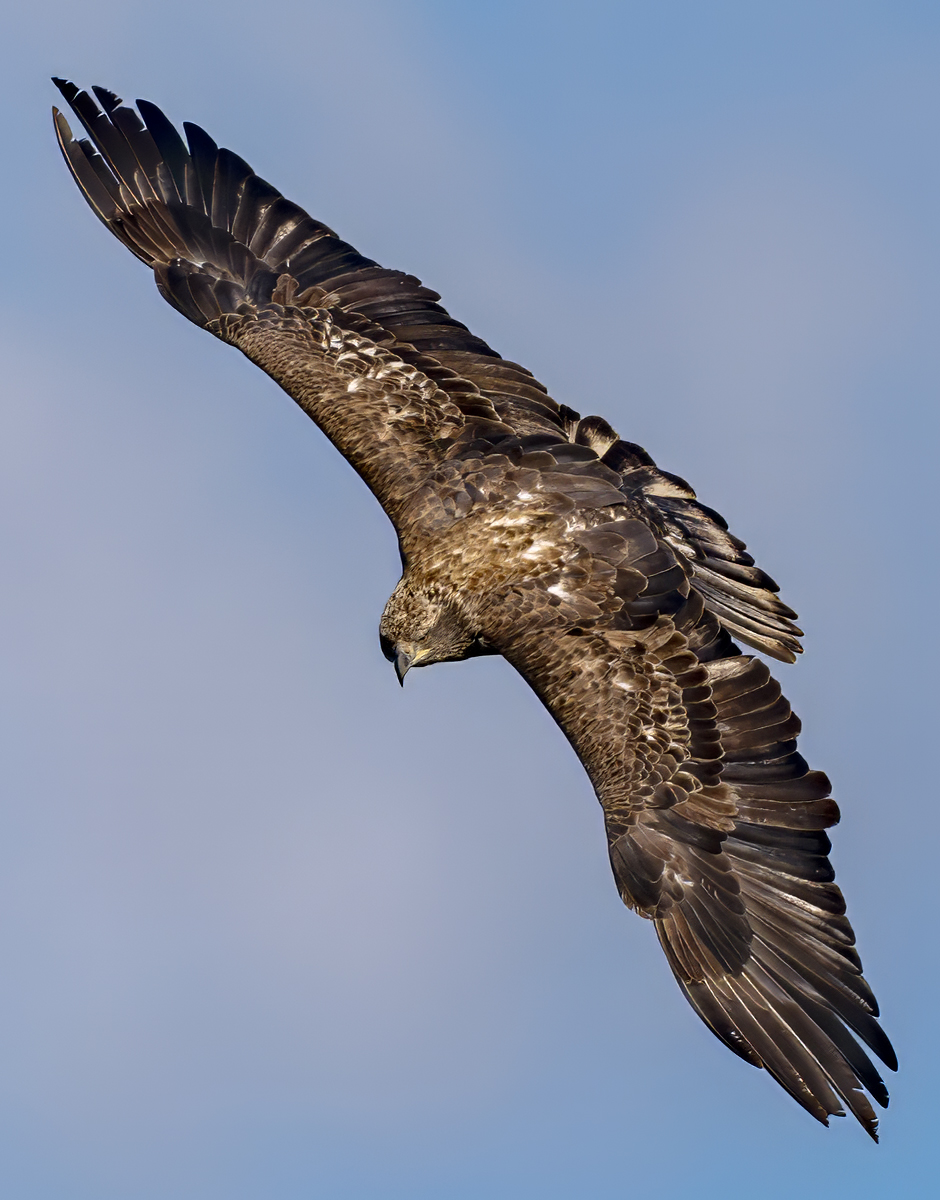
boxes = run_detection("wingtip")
[51,76,78,103]
[52,107,73,146]
[92,84,123,114]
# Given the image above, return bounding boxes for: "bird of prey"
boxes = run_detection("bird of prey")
[52,79,896,1138]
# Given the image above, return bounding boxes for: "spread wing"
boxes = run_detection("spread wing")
[52,80,515,519]
[472,469,894,1137]
[53,79,801,657]
[55,82,891,1132]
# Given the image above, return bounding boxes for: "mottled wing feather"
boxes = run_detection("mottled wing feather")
[52,84,609,452]
[470,461,893,1138]
[53,83,522,512]
[53,80,801,656]
[53,80,499,362]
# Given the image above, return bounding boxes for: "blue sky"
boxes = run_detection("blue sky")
[0,2,937,1196]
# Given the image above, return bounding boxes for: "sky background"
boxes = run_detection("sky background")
[1,1,938,1196]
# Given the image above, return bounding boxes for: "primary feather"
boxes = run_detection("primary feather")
[53,80,895,1138]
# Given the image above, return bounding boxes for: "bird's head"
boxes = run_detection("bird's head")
[379,580,491,684]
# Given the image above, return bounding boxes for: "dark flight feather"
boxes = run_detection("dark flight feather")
[53,81,895,1139]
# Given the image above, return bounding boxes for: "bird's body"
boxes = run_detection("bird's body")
[52,79,896,1138]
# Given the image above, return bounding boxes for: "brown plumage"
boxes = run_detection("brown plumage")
[52,79,896,1138]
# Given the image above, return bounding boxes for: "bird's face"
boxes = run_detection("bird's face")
[379,582,487,684]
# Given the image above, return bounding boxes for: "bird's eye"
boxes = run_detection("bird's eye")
[379,633,395,662]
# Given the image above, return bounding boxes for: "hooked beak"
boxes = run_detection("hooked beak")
[394,649,413,686]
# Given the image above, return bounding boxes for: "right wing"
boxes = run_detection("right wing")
[53,80,515,518]
[54,79,804,653]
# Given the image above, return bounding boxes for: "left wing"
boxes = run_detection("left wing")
[481,513,894,1138]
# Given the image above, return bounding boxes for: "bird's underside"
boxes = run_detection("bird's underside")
[52,79,896,1137]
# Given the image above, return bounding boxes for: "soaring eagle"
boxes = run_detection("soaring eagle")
[52,79,895,1138]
